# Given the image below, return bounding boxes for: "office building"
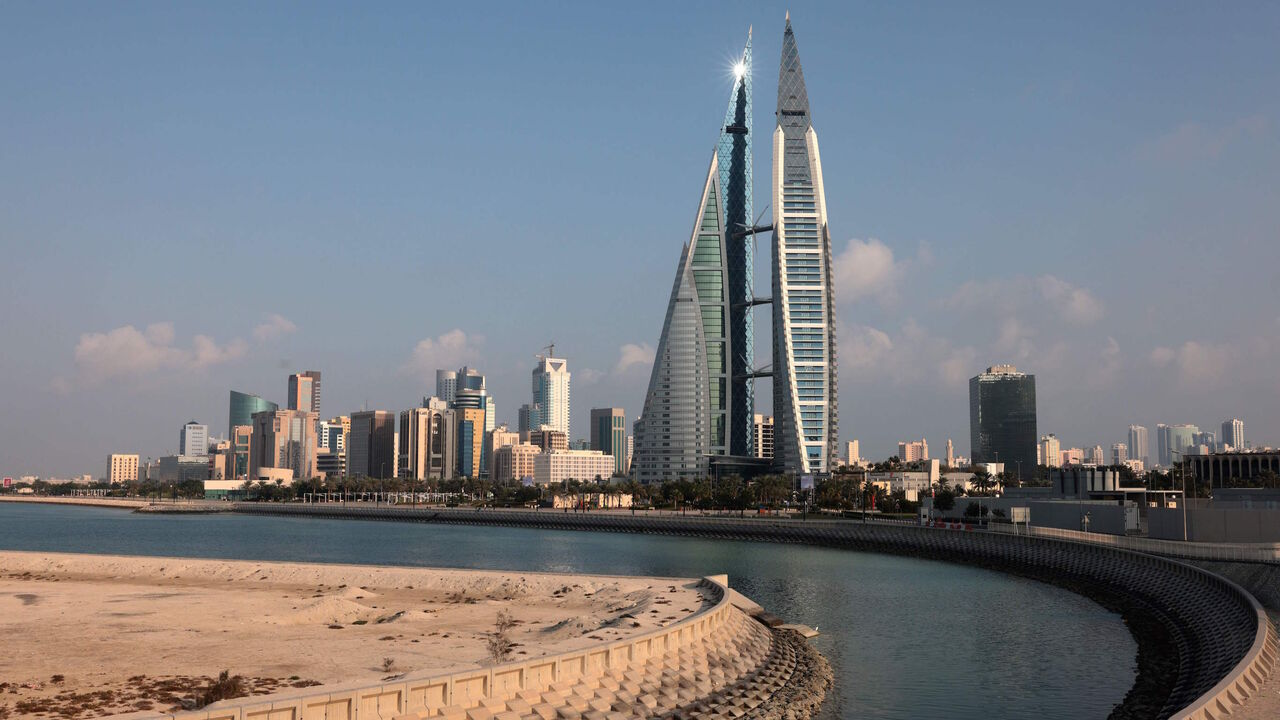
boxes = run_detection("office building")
[456,407,485,478]
[288,371,321,414]
[399,402,456,481]
[625,435,634,474]
[494,443,541,484]
[436,369,458,403]
[249,409,318,481]
[157,455,210,484]
[533,450,616,486]
[228,391,278,439]
[590,408,628,476]
[1128,425,1149,468]
[898,439,928,463]
[754,415,775,461]
[1193,431,1217,453]
[179,421,208,458]
[969,365,1037,481]
[488,425,521,478]
[1158,424,1199,466]
[106,454,139,484]
[634,31,753,483]
[1222,418,1246,451]
[517,404,533,437]
[1111,443,1129,466]
[770,16,840,477]
[316,450,346,479]
[209,440,232,480]
[945,439,954,468]
[531,354,571,435]
[349,410,396,479]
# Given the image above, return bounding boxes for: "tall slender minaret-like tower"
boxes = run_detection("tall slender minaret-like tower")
[771,13,839,475]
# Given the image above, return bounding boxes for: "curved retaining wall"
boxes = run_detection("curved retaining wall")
[233,504,1277,719]
[112,574,823,720]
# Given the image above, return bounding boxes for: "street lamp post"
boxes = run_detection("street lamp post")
[1173,450,1188,541]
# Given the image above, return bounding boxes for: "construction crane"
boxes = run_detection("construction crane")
[536,342,556,360]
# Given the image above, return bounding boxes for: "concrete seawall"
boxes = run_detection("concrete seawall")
[107,575,830,720]
[230,503,1277,720]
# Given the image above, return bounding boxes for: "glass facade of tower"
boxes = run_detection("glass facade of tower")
[719,34,755,458]
[771,17,839,475]
[228,390,278,438]
[634,33,754,484]
[969,366,1037,480]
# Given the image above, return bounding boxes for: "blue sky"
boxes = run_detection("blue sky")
[2,2,1278,476]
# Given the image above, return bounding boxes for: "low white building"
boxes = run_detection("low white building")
[869,460,941,501]
[551,492,633,509]
[533,450,615,486]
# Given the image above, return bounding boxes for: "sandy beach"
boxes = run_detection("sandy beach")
[0,551,710,719]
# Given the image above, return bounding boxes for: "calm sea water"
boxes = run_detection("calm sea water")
[0,503,1134,719]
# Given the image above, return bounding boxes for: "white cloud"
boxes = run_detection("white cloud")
[1150,340,1234,387]
[1141,114,1269,163]
[614,343,655,375]
[832,238,902,303]
[402,329,483,380]
[1037,275,1104,325]
[69,321,247,387]
[838,320,977,392]
[253,314,297,342]
[577,368,605,385]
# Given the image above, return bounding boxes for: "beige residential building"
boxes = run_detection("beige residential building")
[529,428,568,453]
[106,454,139,484]
[898,439,928,462]
[533,450,615,486]
[398,405,455,481]
[249,409,319,482]
[487,426,521,477]
[494,443,541,483]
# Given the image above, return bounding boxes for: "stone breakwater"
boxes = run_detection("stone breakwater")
[231,504,1277,720]
[105,574,829,720]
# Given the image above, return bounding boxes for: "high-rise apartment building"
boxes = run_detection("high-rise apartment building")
[228,391,278,439]
[945,439,954,468]
[1039,434,1061,469]
[398,402,455,481]
[1111,443,1128,466]
[287,371,321,414]
[1222,418,1246,450]
[531,354,571,435]
[487,425,521,477]
[969,365,1037,480]
[1087,445,1105,466]
[349,410,396,479]
[771,15,839,477]
[846,440,860,467]
[898,439,928,463]
[1128,425,1149,468]
[590,408,627,476]
[753,415,775,461]
[249,409,318,481]
[106,454,139,484]
[180,421,208,458]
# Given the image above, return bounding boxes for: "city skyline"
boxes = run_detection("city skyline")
[4,3,1280,476]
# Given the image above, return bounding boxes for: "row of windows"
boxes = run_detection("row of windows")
[693,271,723,302]
[701,306,723,338]
[692,234,721,263]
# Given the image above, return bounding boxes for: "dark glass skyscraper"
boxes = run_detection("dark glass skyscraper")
[969,365,1037,480]
[228,390,278,438]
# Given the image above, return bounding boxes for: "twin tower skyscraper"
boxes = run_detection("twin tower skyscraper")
[633,16,838,483]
